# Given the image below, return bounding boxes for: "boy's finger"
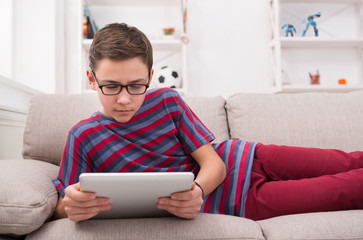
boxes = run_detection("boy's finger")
[157,205,198,219]
[75,182,81,191]
[76,197,110,208]
[158,198,199,208]
[69,190,96,202]
[67,204,111,215]
[66,184,96,201]
[66,196,109,208]
[171,186,201,200]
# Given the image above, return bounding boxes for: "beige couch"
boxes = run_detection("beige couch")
[1,91,363,240]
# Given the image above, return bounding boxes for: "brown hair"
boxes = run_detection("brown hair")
[89,23,153,73]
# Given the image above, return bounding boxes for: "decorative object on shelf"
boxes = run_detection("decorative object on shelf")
[153,66,182,89]
[163,27,175,35]
[301,12,321,37]
[180,0,189,44]
[181,36,189,44]
[83,4,98,39]
[281,69,291,85]
[309,70,320,85]
[282,24,296,37]
[83,5,87,37]
[162,27,175,39]
[338,78,347,85]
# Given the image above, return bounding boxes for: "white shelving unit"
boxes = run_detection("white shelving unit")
[77,0,188,95]
[269,0,363,93]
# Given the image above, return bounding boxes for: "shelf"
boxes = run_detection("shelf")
[84,0,179,7]
[270,0,363,93]
[279,38,363,48]
[78,0,188,95]
[83,38,184,50]
[280,85,363,93]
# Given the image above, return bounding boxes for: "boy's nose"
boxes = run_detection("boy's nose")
[116,87,132,104]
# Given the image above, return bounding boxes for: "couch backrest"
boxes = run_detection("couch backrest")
[22,93,229,165]
[183,96,230,143]
[24,91,362,165]
[22,94,101,165]
[226,91,363,152]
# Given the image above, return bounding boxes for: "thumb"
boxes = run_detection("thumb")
[191,182,196,190]
[75,182,81,191]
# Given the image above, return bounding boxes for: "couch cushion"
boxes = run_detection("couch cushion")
[258,210,363,240]
[25,213,264,240]
[226,91,363,152]
[0,160,59,236]
[23,94,101,165]
[23,93,229,165]
[184,96,229,144]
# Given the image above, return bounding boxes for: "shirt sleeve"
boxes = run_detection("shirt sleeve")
[173,92,215,154]
[52,131,88,198]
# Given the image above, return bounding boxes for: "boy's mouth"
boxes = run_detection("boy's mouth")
[116,109,132,114]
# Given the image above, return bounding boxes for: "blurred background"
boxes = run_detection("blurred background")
[2,0,360,159]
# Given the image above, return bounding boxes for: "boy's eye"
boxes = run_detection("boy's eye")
[129,85,142,90]
[104,85,120,90]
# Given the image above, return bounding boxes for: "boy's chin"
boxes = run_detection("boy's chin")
[111,113,134,123]
[112,115,133,123]
[101,108,134,123]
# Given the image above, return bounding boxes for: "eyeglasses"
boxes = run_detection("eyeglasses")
[91,70,149,96]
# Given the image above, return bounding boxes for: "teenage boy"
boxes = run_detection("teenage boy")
[53,23,228,221]
[53,23,363,222]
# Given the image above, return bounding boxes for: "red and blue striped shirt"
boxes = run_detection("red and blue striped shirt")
[52,88,257,217]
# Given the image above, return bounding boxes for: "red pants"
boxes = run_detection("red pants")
[245,143,363,220]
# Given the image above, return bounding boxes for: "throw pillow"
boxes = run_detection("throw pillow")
[0,159,59,236]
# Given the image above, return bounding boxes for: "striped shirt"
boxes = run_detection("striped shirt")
[52,88,257,217]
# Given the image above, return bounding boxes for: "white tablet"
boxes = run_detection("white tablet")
[79,172,194,219]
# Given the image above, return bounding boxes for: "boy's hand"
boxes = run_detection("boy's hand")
[62,182,111,221]
[157,182,203,219]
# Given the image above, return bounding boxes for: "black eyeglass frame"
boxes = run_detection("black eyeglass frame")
[91,70,150,96]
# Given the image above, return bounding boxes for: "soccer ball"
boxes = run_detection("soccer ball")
[152,66,181,89]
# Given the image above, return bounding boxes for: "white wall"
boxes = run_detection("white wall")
[12,0,57,94]
[187,0,272,97]
[1,0,65,95]
[0,0,13,79]
[0,0,52,160]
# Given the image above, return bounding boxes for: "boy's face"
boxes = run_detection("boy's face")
[87,57,153,123]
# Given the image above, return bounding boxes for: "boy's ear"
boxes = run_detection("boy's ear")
[149,69,154,85]
[87,69,97,90]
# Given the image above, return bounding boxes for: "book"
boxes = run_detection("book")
[83,4,98,39]
[86,16,94,39]
[83,5,88,37]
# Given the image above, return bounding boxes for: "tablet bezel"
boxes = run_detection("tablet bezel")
[79,172,194,219]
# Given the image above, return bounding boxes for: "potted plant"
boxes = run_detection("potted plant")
[162,27,175,39]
